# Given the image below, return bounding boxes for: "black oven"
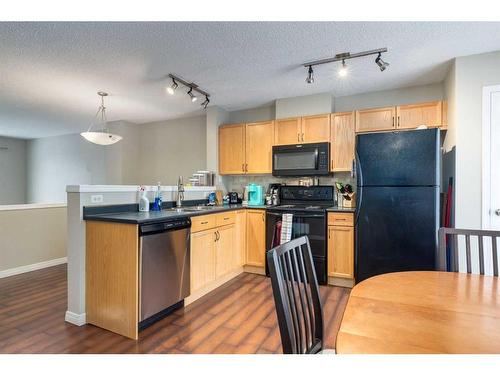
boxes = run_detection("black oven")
[272,142,330,177]
[265,210,327,284]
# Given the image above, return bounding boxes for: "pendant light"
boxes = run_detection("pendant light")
[80,92,122,146]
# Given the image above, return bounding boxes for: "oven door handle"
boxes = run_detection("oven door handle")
[266,212,325,219]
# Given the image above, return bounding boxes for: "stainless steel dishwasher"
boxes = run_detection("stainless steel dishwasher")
[139,218,190,328]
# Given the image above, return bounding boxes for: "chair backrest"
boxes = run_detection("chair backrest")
[266,236,323,354]
[438,227,500,276]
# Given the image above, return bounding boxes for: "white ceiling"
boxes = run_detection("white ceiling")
[2,22,500,139]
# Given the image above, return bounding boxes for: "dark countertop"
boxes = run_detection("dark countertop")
[326,206,356,213]
[84,204,267,224]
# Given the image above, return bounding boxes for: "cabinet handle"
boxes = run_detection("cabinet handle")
[397,116,400,128]
[201,221,208,225]
[214,232,217,242]
[301,133,305,142]
[335,218,346,221]
[245,163,248,172]
[223,217,229,220]
[262,214,265,222]
[392,116,395,127]
[297,133,300,142]
[242,163,245,172]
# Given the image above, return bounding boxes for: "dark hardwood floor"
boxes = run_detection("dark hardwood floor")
[0,264,349,354]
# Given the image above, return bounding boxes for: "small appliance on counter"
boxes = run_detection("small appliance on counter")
[247,183,264,206]
[228,192,240,204]
[266,183,282,206]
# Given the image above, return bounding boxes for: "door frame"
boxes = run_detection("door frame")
[482,84,500,229]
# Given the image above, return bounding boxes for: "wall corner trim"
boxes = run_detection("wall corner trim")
[65,311,87,326]
[0,257,67,279]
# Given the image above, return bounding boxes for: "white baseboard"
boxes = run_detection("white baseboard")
[0,257,67,279]
[65,311,87,326]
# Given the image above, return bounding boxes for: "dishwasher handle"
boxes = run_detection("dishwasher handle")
[140,219,191,236]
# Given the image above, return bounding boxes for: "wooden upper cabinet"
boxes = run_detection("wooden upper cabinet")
[396,101,443,129]
[245,121,274,174]
[219,124,245,175]
[330,112,355,172]
[355,106,396,133]
[301,114,330,143]
[274,117,301,145]
[246,209,266,267]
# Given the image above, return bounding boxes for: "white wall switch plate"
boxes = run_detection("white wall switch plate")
[90,194,104,204]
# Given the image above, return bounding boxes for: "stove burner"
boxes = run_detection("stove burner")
[305,206,321,210]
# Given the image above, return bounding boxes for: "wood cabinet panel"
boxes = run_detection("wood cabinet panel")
[86,221,139,340]
[328,225,354,279]
[246,209,266,267]
[302,114,330,143]
[245,121,274,174]
[235,210,246,268]
[190,229,216,293]
[191,214,217,233]
[219,124,245,175]
[275,117,301,145]
[355,107,395,133]
[215,224,236,279]
[396,101,443,129]
[330,112,355,172]
[328,212,354,227]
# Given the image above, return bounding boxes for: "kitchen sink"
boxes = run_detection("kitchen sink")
[169,205,215,212]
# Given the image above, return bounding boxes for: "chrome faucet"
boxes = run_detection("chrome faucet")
[176,176,184,208]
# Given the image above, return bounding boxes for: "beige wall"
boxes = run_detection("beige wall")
[0,206,67,272]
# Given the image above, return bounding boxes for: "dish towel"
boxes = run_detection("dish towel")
[271,220,282,248]
[280,213,293,244]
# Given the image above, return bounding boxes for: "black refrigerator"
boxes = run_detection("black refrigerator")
[355,129,440,283]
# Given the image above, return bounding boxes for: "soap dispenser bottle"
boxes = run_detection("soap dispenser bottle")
[139,186,150,212]
[152,182,162,211]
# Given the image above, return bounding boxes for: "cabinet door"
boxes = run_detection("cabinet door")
[396,101,443,129]
[245,121,274,174]
[190,229,216,292]
[327,226,354,279]
[219,124,246,175]
[246,210,266,267]
[274,117,301,145]
[234,210,246,268]
[301,114,330,143]
[215,224,236,278]
[355,107,395,133]
[330,112,355,172]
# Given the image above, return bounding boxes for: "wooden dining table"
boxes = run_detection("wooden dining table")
[336,271,500,354]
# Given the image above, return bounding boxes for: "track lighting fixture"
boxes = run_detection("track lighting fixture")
[167,74,210,109]
[306,65,314,84]
[187,87,197,102]
[375,53,390,71]
[338,60,348,77]
[201,95,210,109]
[167,78,178,95]
[302,48,389,82]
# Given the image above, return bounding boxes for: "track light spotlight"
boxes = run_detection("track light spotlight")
[306,65,314,84]
[167,78,178,95]
[187,87,197,102]
[338,60,348,77]
[375,53,389,71]
[201,96,210,109]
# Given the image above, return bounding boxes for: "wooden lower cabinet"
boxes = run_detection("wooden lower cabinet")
[215,224,236,279]
[234,210,246,267]
[190,229,217,292]
[327,213,355,287]
[245,209,266,268]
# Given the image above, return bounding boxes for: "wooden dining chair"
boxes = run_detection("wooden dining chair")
[438,227,500,276]
[267,236,327,354]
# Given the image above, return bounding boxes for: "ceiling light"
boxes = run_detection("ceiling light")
[167,78,178,95]
[80,92,122,146]
[201,95,210,109]
[375,53,389,71]
[188,87,197,102]
[306,65,314,84]
[338,60,348,77]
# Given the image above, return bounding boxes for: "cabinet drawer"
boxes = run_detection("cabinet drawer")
[328,212,354,227]
[191,214,217,233]
[215,211,236,227]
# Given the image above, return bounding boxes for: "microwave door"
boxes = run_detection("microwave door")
[273,147,318,176]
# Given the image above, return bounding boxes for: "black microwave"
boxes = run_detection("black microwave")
[272,142,330,177]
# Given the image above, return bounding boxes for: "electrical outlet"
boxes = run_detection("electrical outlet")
[91,194,104,204]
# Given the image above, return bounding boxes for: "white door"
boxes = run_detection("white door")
[483,86,500,230]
